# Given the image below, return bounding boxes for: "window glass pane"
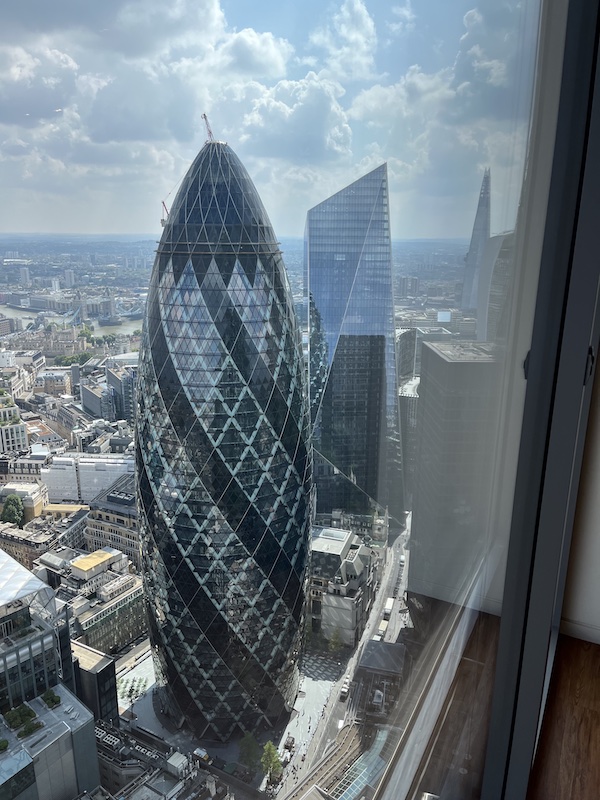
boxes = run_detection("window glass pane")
[0,0,556,798]
[276,2,542,798]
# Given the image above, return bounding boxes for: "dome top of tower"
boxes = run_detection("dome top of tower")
[159,140,279,266]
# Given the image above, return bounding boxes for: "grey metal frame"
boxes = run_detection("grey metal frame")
[481,1,600,797]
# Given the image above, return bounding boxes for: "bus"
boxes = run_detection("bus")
[383,597,394,620]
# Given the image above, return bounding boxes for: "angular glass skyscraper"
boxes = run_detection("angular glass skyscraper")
[461,168,491,310]
[305,164,404,522]
[136,140,312,741]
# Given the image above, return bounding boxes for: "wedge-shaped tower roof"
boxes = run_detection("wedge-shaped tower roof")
[305,164,404,521]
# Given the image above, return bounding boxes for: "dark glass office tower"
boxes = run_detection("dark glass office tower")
[136,140,312,741]
[305,164,404,522]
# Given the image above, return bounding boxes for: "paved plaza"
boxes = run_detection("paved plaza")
[115,638,346,783]
[112,523,411,799]
[280,649,343,755]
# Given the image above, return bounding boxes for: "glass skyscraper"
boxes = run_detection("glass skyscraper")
[305,164,404,522]
[136,140,312,741]
[461,168,491,311]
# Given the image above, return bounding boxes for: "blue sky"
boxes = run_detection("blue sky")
[0,0,539,237]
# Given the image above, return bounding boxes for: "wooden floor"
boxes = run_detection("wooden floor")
[407,613,500,800]
[376,626,600,798]
[528,635,600,800]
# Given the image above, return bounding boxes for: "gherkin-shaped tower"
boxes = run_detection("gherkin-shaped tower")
[136,140,312,741]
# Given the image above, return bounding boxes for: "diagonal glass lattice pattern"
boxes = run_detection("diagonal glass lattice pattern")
[136,140,312,741]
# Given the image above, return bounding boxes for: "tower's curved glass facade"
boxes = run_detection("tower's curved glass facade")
[136,141,312,741]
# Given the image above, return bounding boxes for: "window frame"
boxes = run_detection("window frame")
[482,1,600,797]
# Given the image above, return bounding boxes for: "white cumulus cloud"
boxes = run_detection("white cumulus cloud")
[388,2,416,35]
[238,73,352,163]
[309,0,378,81]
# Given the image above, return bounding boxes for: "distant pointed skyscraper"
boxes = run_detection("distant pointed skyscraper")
[136,139,312,741]
[305,164,404,522]
[462,168,491,310]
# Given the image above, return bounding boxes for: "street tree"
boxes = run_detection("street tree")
[1,495,24,527]
[239,732,261,772]
[261,741,282,781]
[328,627,344,655]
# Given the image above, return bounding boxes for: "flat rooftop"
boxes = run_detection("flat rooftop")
[45,504,90,516]
[0,684,94,786]
[90,472,136,510]
[127,770,179,800]
[71,550,114,572]
[71,640,114,673]
[426,341,497,362]
[311,526,352,555]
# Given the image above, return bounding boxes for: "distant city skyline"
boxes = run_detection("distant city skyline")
[0,232,471,244]
[0,1,538,238]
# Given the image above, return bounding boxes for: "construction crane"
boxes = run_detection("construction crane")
[202,113,215,142]
[160,200,170,227]
[159,114,215,226]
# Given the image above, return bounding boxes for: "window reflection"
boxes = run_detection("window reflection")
[293,1,542,798]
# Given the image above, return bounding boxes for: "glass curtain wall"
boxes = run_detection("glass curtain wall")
[291,1,546,799]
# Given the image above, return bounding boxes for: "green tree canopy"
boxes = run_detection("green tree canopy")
[239,732,261,772]
[78,326,94,342]
[328,627,344,654]
[1,494,24,527]
[54,353,91,366]
[261,741,282,780]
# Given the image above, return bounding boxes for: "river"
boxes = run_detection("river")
[0,304,144,338]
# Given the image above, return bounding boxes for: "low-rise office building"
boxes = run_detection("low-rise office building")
[0,391,28,452]
[13,350,46,374]
[0,482,48,523]
[0,366,30,399]
[0,550,73,708]
[81,382,116,423]
[24,418,67,453]
[71,641,119,726]
[41,453,135,504]
[0,522,55,570]
[316,508,390,544]
[94,720,233,800]
[0,683,100,800]
[2,508,91,569]
[105,365,137,425]
[85,474,140,570]
[34,370,72,397]
[34,547,145,655]
[310,526,377,648]
[0,450,50,485]
[72,573,145,654]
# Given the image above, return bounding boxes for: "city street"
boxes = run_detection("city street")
[276,517,413,798]
[113,519,413,800]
